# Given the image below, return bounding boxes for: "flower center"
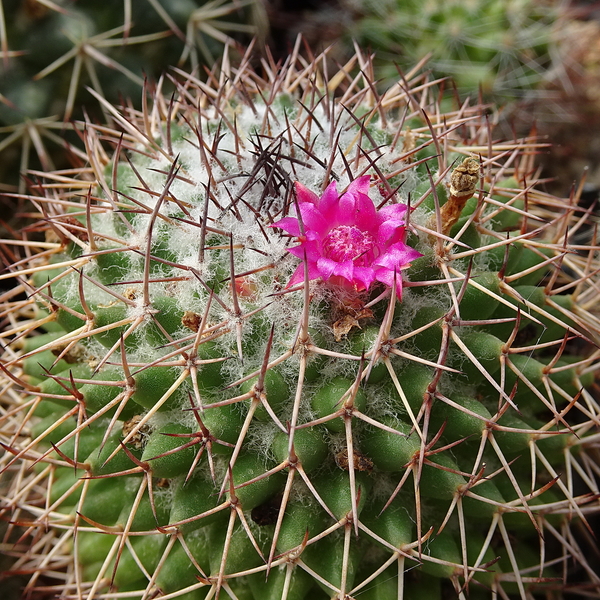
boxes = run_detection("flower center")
[322,225,376,264]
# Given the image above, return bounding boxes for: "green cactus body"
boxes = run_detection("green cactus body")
[347,0,558,100]
[1,46,600,600]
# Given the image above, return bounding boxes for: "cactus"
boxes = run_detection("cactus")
[1,43,600,600]
[345,0,560,99]
[0,0,265,193]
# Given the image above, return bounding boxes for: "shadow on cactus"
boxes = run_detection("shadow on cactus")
[1,41,600,600]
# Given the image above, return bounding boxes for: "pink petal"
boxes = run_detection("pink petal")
[298,202,329,236]
[316,256,337,280]
[288,240,320,261]
[316,181,340,220]
[355,192,378,230]
[394,244,423,264]
[294,181,319,205]
[346,175,371,197]
[378,203,408,223]
[374,266,404,298]
[287,264,306,287]
[305,230,322,243]
[271,216,301,237]
[352,266,376,289]
[287,259,322,286]
[393,271,404,299]
[376,221,406,246]
[375,244,422,270]
[374,267,392,286]
[337,191,357,224]
[331,259,355,282]
[336,178,377,228]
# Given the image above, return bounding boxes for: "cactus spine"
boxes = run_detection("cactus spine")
[0,0,264,193]
[345,0,560,98]
[1,43,600,600]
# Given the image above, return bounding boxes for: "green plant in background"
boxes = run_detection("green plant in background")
[1,43,600,599]
[0,0,266,193]
[345,0,562,99]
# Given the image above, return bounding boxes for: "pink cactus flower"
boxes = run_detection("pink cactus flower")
[272,176,422,299]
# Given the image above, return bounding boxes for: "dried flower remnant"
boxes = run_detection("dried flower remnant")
[438,156,480,235]
[273,176,422,298]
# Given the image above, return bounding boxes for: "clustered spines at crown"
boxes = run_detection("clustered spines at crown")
[0,41,599,600]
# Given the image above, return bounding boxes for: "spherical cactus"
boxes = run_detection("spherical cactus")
[345,0,560,99]
[1,44,600,600]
